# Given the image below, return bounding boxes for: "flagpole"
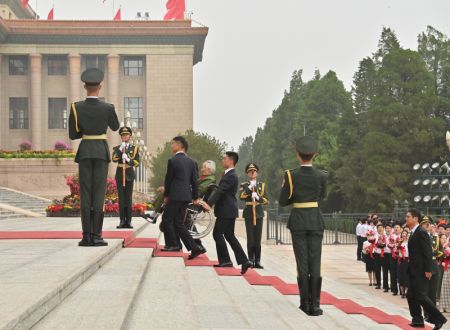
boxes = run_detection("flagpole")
[35,0,38,19]
[113,0,115,18]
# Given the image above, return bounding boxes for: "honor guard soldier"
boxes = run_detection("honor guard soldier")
[112,127,140,229]
[279,136,327,316]
[68,68,120,247]
[240,163,269,268]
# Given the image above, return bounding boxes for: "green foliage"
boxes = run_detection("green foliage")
[150,130,227,188]
[238,26,450,213]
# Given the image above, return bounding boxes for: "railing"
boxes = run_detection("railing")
[266,202,391,245]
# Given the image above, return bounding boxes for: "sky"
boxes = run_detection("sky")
[32,0,450,149]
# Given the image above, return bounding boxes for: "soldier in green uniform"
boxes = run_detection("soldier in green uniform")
[68,68,120,247]
[112,127,140,229]
[240,163,269,269]
[279,136,327,316]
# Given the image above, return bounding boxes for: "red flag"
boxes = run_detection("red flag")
[47,7,54,20]
[21,0,29,8]
[164,0,185,20]
[114,7,121,21]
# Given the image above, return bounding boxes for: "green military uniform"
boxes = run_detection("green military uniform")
[112,127,140,229]
[240,163,269,268]
[68,68,120,247]
[199,175,216,198]
[278,136,327,316]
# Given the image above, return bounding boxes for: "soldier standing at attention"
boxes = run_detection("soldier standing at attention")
[279,136,327,316]
[112,127,140,229]
[240,163,269,269]
[68,68,120,247]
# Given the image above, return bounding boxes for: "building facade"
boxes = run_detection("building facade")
[0,0,208,157]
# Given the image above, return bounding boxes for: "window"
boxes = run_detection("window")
[85,55,106,72]
[9,98,29,129]
[123,57,144,76]
[48,56,67,75]
[124,97,144,129]
[9,56,28,75]
[48,98,67,129]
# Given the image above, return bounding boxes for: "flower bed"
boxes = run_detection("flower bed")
[0,150,75,159]
[46,174,152,217]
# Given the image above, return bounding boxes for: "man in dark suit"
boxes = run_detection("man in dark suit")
[162,136,203,260]
[279,136,327,316]
[406,209,447,329]
[68,68,120,247]
[204,151,253,275]
[112,127,140,229]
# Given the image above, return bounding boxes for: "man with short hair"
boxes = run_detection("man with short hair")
[405,209,447,329]
[279,136,327,316]
[162,136,204,260]
[204,152,253,275]
[68,68,120,247]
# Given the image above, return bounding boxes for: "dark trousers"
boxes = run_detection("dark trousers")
[427,261,440,306]
[374,253,382,286]
[382,253,392,290]
[291,230,323,278]
[357,236,365,260]
[244,216,263,261]
[390,256,399,293]
[116,178,134,225]
[213,218,248,265]
[407,272,446,324]
[164,200,198,251]
[79,159,108,237]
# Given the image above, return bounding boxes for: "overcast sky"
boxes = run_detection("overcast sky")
[34,0,450,148]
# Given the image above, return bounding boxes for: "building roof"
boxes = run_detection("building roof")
[0,19,209,64]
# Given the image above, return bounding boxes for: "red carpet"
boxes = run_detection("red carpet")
[183,254,217,267]
[127,238,158,249]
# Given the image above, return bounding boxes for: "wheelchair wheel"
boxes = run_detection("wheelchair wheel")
[184,206,215,239]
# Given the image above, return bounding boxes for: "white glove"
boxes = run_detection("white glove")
[120,142,127,152]
[122,153,130,163]
[251,192,260,201]
[249,180,257,189]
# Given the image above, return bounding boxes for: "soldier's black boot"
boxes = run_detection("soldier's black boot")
[116,217,126,229]
[247,247,255,268]
[298,275,311,315]
[309,276,323,316]
[125,207,133,229]
[79,209,93,247]
[92,211,108,246]
[254,246,264,269]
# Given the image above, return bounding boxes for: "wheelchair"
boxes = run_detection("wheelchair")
[143,184,218,239]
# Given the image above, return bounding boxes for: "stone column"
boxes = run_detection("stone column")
[68,54,81,152]
[30,54,42,150]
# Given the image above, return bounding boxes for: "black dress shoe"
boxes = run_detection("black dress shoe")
[254,261,264,269]
[116,224,126,229]
[161,246,181,252]
[78,238,92,247]
[383,288,389,292]
[198,245,207,254]
[241,261,253,274]
[213,262,233,268]
[375,285,381,289]
[433,319,447,330]
[92,238,108,246]
[408,323,425,328]
[392,292,398,296]
[188,247,203,260]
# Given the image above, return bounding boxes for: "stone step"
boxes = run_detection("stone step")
[0,239,123,330]
[33,248,153,330]
[124,257,201,329]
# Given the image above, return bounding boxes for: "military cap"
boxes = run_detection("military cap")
[81,68,104,85]
[420,216,431,225]
[119,127,132,136]
[296,136,318,155]
[245,163,259,173]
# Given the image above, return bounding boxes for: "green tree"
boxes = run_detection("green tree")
[150,130,227,188]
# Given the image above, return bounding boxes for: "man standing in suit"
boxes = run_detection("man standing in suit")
[112,127,140,229]
[68,68,120,247]
[162,136,203,260]
[279,136,327,316]
[406,209,447,329]
[204,152,253,275]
